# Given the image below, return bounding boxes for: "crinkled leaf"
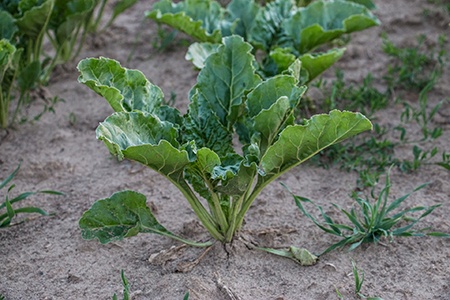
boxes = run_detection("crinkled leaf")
[248,0,295,51]
[283,0,379,54]
[183,92,234,157]
[185,42,220,69]
[77,57,163,114]
[299,48,345,82]
[79,190,211,246]
[15,0,54,38]
[146,0,223,43]
[194,35,261,129]
[0,11,18,40]
[268,47,296,75]
[261,110,372,181]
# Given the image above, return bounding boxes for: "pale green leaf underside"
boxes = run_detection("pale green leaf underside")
[261,110,373,177]
[77,57,163,114]
[97,112,189,177]
[186,42,220,69]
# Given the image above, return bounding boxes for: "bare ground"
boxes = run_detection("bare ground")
[1,0,450,299]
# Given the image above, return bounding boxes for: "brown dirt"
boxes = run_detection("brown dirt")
[1,0,450,299]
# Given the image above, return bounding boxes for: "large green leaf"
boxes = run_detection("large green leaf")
[248,0,295,51]
[261,110,372,180]
[283,0,379,54]
[146,0,223,43]
[77,57,163,114]
[79,190,212,246]
[193,35,261,129]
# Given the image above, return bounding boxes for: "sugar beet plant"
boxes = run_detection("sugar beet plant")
[78,36,372,246]
[0,0,138,128]
[147,0,379,82]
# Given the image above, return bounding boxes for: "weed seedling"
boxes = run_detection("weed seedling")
[0,164,63,227]
[112,270,130,300]
[286,168,449,255]
[383,34,446,92]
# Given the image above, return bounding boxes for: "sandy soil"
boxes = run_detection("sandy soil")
[1,0,449,299]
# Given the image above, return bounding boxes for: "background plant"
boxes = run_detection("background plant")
[147,0,379,82]
[287,168,449,256]
[0,0,139,128]
[0,164,63,228]
[308,34,449,187]
[78,36,372,249]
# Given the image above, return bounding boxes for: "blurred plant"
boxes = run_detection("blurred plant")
[147,0,379,82]
[383,34,446,92]
[112,270,130,300]
[0,0,139,128]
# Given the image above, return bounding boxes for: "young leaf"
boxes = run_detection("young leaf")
[193,35,261,129]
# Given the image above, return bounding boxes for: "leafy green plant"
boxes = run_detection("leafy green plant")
[287,168,449,255]
[314,69,389,117]
[78,36,372,247]
[1,164,63,228]
[383,34,446,92]
[0,39,20,128]
[0,0,139,128]
[147,0,379,82]
[351,260,383,300]
[112,270,130,300]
